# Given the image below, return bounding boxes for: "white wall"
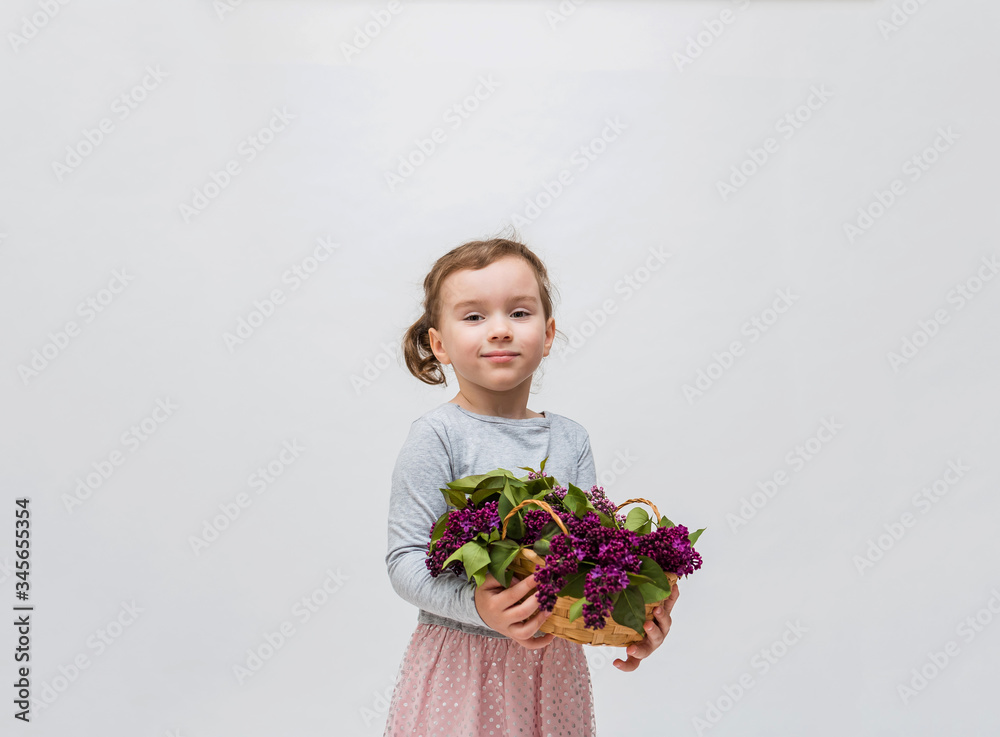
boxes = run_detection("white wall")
[2,1,998,735]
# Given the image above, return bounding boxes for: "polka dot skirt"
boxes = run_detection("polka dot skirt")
[383,623,596,736]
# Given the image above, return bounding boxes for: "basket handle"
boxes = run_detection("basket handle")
[615,497,661,524]
[501,499,570,540]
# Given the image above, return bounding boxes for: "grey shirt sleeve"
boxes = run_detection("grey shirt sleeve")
[385,418,490,630]
[576,433,597,491]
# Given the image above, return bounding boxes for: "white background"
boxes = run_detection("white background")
[2,1,999,735]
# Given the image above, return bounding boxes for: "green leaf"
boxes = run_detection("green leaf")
[611,586,646,635]
[476,475,509,489]
[625,507,650,531]
[498,483,531,526]
[469,487,500,506]
[429,514,450,548]
[532,538,550,556]
[567,597,586,622]
[446,474,490,491]
[440,487,468,510]
[438,540,490,581]
[637,555,674,593]
[539,456,548,474]
[558,569,590,599]
[562,483,593,518]
[658,515,675,528]
[488,543,521,588]
[503,513,525,541]
[636,581,672,604]
[596,511,617,528]
[688,527,706,545]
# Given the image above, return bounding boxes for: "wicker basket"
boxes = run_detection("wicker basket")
[501,498,677,647]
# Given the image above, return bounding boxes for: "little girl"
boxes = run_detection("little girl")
[383,236,679,736]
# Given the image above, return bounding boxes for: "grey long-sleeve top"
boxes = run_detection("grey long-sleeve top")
[385,402,598,639]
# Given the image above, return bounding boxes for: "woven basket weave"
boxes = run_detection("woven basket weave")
[501,498,677,647]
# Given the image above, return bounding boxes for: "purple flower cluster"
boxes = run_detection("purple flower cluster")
[518,508,561,547]
[423,467,704,634]
[533,512,702,630]
[533,512,643,628]
[636,524,703,577]
[426,501,500,578]
[585,485,623,522]
[582,566,630,629]
[542,484,625,525]
[533,533,585,610]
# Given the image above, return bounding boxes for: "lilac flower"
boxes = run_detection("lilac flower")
[426,501,500,578]
[582,565,630,629]
[636,524,703,577]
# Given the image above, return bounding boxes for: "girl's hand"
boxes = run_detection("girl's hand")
[474,572,555,650]
[614,581,680,672]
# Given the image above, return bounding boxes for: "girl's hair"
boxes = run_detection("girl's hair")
[403,229,563,386]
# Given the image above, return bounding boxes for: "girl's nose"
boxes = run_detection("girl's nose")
[487,316,513,339]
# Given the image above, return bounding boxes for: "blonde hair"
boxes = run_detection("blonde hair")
[403,231,562,386]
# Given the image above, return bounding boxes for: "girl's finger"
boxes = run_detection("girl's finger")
[498,573,534,603]
[516,632,554,650]
[509,604,551,637]
[506,592,546,623]
[642,618,665,649]
[664,583,680,615]
[652,603,673,633]
[613,654,640,672]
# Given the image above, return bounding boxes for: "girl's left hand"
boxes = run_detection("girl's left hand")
[613,581,680,672]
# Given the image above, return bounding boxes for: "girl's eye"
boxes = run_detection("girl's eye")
[463,311,530,322]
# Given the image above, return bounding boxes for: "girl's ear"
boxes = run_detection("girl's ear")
[428,326,451,365]
[542,317,556,357]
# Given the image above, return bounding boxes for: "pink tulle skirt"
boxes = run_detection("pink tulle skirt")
[383,623,596,737]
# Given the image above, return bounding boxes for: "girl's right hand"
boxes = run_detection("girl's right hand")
[474,572,554,650]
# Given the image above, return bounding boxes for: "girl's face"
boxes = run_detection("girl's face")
[428,256,555,399]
